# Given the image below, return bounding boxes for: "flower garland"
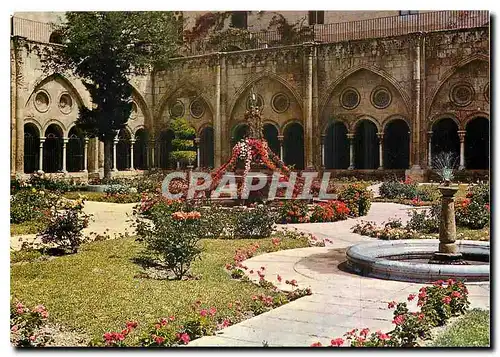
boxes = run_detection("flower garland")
[211,138,290,194]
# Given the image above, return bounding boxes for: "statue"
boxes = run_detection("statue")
[245,87,263,139]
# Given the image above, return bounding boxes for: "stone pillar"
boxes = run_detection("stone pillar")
[39,137,45,172]
[427,131,433,168]
[458,130,466,170]
[377,133,384,170]
[347,133,354,170]
[130,138,135,170]
[411,33,423,169]
[62,138,68,173]
[305,43,314,169]
[149,140,155,168]
[320,134,325,168]
[214,54,222,167]
[194,137,201,169]
[83,138,89,172]
[429,185,463,264]
[278,135,284,161]
[13,37,26,175]
[112,137,118,172]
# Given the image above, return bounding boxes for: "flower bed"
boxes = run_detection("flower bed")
[311,279,470,347]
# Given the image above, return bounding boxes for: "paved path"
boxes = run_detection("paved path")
[190,201,490,347]
[10,201,136,251]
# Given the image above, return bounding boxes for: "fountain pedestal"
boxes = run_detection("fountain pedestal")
[429,185,466,265]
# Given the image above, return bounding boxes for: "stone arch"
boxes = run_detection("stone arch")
[263,123,280,156]
[43,123,64,173]
[67,126,85,172]
[134,127,149,170]
[23,119,43,134]
[429,113,461,131]
[26,73,88,109]
[354,119,379,169]
[130,85,153,128]
[281,119,304,133]
[427,53,489,117]
[24,123,40,173]
[283,122,304,170]
[431,117,460,162]
[321,117,349,136]
[381,114,411,133]
[42,119,67,137]
[132,124,146,136]
[352,115,381,133]
[197,122,214,137]
[463,111,489,128]
[319,65,411,117]
[383,118,410,169]
[228,70,304,118]
[155,81,215,123]
[324,120,349,169]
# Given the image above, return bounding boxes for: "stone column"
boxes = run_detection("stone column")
[305,43,314,169]
[14,37,26,175]
[112,137,118,171]
[429,185,463,263]
[458,130,466,170]
[320,134,326,168]
[149,140,155,168]
[214,54,222,167]
[411,33,423,169]
[278,135,284,161]
[377,133,384,170]
[39,137,45,172]
[62,138,68,173]
[427,131,433,168]
[83,138,89,172]
[194,137,201,169]
[130,138,135,170]
[347,133,354,170]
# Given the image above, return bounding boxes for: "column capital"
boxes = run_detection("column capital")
[130,139,136,144]
[458,130,466,139]
[84,137,89,144]
[347,133,355,140]
[427,130,433,136]
[277,135,284,141]
[376,132,384,140]
[194,137,201,144]
[63,137,69,144]
[40,137,46,144]
[113,138,119,144]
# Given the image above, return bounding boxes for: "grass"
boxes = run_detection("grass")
[10,219,48,236]
[63,191,141,203]
[11,235,309,341]
[432,309,490,347]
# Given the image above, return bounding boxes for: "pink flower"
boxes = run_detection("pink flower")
[11,325,18,332]
[29,335,36,342]
[179,333,190,344]
[200,309,208,317]
[277,275,282,282]
[126,321,138,329]
[407,294,416,301]
[154,323,161,330]
[330,338,344,346]
[387,301,397,309]
[310,342,323,347]
[442,296,452,304]
[451,291,462,298]
[209,307,217,317]
[393,314,405,325]
[222,319,230,328]
[377,331,390,341]
[360,328,370,337]
[154,335,165,345]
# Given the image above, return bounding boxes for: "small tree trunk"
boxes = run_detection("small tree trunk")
[103,138,113,179]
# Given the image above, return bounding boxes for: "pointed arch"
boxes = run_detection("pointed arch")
[155,80,215,122]
[427,53,489,117]
[26,73,88,109]
[228,70,304,119]
[130,84,153,128]
[319,65,411,118]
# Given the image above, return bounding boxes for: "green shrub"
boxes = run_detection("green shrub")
[10,189,51,224]
[232,205,277,239]
[415,185,440,202]
[406,209,439,234]
[136,210,204,280]
[338,183,372,217]
[277,200,309,223]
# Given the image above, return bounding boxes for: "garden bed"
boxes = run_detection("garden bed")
[430,309,489,347]
[10,235,310,342]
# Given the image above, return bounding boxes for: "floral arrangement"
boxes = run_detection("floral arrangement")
[211,138,290,194]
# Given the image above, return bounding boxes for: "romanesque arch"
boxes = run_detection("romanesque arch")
[43,123,63,173]
[354,119,379,169]
[324,120,349,169]
[383,118,410,169]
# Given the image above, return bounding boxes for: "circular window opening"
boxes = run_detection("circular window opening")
[34,91,50,113]
[190,98,205,118]
[169,100,185,118]
[340,88,360,110]
[271,93,290,113]
[246,94,264,111]
[371,87,392,109]
[58,93,73,114]
[451,83,474,107]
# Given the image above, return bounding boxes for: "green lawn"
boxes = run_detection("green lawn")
[11,219,47,236]
[432,309,490,347]
[11,236,309,340]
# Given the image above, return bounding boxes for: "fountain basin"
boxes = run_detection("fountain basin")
[346,239,489,283]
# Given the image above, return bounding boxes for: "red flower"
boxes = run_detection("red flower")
[126,321,138,329]
[209,307,217,317]
[330,338,344,347]
[451,291,462,298]
[387,301,397,309]
[277,274,282,282]
[200,309,208,317]
[222,319,230,328]
[310,342,323,347]
[360,328,370,337]
[154,335,165,345]
[179,333,190,344]
[169,316,175,322]
[393,315,405,325]
[407,294,416,301]
[376,331,390,340]
[442,296,452,304]
[154,323,161,330]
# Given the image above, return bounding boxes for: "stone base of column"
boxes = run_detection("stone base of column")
[348,165,354,170]
[429,252,467,265]
[459,165,465,170]
[405,166,425,183]
[377,166,383,170]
